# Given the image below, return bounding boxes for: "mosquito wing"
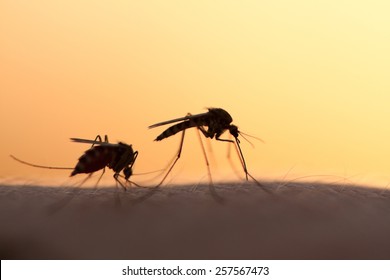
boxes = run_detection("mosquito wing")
[148,112,209,128]
[70,138,118,147]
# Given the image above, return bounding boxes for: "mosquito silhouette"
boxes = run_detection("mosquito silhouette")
[149,108,270,197]
[10,135,140,190]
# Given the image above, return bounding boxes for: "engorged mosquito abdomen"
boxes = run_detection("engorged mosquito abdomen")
[70,146,114,176]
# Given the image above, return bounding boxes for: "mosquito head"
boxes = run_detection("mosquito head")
[229,125,240,140]
[230,125,265,147]
[123,166,133,180]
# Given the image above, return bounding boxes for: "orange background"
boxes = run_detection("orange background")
[1,1,390,187]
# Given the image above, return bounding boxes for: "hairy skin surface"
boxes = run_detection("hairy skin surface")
[1,181,390,259]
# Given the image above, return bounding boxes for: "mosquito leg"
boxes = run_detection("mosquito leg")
[233,140,272,194]
[114,173,127,191]
[155,128,186,188]
[92,135,102,148]
[195,127,212,185]
[47,173,93,214]
[90,167,106,195]
[130,127,187,205]
[216,136,235,143]
[194,128,223,203]
[219,134,249,180]
[152,112,194,188]
[90,135,108,148]
[226,140,243,180]
[77,172,95,187]
[194,127,226,202]
[233,139,249,181]
[197,126,210,138]
[95,167,106,187]
[115,173,148,189]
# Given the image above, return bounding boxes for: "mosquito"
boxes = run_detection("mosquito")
[148,108,271,197]
[10,135,140,190]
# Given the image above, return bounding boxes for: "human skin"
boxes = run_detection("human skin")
[1,181,390,259]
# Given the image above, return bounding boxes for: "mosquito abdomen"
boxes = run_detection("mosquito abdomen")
[71,146,113,176]
[155,120,199,141]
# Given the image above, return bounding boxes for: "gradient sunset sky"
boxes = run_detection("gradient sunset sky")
[1,1,390,187]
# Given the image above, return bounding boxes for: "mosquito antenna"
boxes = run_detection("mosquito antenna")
[239,131,265,148]
[240,131,265,143]
[10,155,73,170]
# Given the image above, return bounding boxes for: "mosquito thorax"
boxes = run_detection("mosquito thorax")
[209,108,233,124]
[118,142,132,149]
